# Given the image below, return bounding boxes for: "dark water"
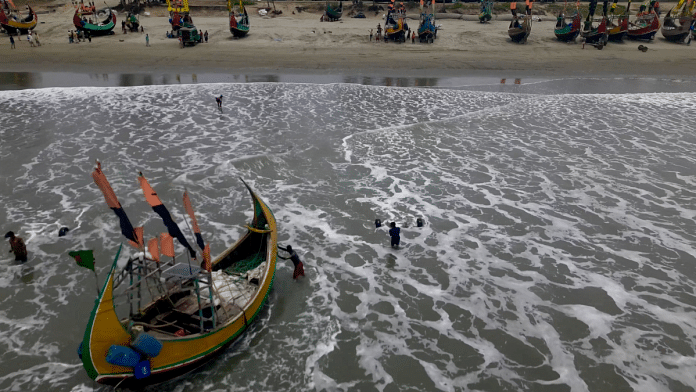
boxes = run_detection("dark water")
[1,75,696,392]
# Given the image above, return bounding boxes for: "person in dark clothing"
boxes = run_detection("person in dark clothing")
[389,222,400,248]
[5,231,27,262]
[278,245,305,279]
[215,95,223,108]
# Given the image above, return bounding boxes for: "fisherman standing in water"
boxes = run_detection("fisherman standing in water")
[215,95,223,108]
[5,231,27,262]
[389,222,400,248]
[278,244,305,279]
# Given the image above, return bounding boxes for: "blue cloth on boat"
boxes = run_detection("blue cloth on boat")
[134,359,151,379]
[105,345,141,367]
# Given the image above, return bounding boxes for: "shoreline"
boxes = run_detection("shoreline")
[1,1,696,80]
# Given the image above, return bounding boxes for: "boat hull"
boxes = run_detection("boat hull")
[73,9,116,36]
[582,17,608,44]
[230,26,249,37]
[554,13,582,42]
[509,16,531,43]
[0,6,37,34]
[661,16,693,42]
[628,13,660,40]
[607,16,629,41]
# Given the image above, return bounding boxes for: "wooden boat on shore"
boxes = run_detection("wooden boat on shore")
[324,1,342,21]
[607,0,630,41]
[418,0,437,43]
[79,163,276,388]
[628,1,660,40]
[661,0,695,42]
[73,5,116,36]
[229,0,249,37]
[384,1,408,43]
[581,0,609,45]
[554,9,582,42]
[0,1,37,34]
[479,0,493,23]
[168,0,194,31]
[508,1,533,44]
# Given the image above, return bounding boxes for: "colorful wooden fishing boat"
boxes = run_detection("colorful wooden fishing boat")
[0,1,36,34]
[167,0,194,31]
[582,0,609,45]
[79,162,277,388]
[508,1,533,44]
[554,10,582,42]
[661,0,695,42]
[384,0,408,43]
[418,0,437,43]
[229,0,249,37]
[607,0,630,41]
[324,1,342,21]
[628,1,660,40]
[479,0,493,23]
[73,5,116,36]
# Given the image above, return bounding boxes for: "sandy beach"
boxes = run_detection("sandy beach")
[1,0,695,78]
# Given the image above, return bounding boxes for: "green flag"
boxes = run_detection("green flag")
[69,250,95,271]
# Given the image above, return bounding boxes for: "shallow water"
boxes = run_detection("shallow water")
[1,77,696,392]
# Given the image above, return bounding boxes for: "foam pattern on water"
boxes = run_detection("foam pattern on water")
[0,83,695,392]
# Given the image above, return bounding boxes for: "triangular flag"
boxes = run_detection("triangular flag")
[69,250,95,271]
[160,233,175,258]
[128,226,144,249]
[147,237,160,262]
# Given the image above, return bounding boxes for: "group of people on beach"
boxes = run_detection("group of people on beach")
[7,30,40,48]
[370,23,416,43]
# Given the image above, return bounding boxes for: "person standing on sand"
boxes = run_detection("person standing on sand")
[376,23,381,42]
[27,33,34,47]
[370,28,373,41]
[5,231,27,262]
[9,35,14,49]
[34,31,40,46]
[146,33,150,46]
[204,30,208,43]
[412,31,415,43]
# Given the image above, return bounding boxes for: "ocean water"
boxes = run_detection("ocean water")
[1,77,696,392]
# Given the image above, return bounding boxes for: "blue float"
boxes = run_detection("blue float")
[105,345,141,367]
[132,333,163,358]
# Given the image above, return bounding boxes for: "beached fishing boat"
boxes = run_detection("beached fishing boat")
[0,1,37,34]
[661,0,695,42]
[324,1,342,21]
[77,162,276,388]
[508,1,533,43]
[581,0,609,45]
[384,0,408,42]
[628,0,660,40]
[167,0,194,31]
[229,0,249,37]
[607,0,630,41]
[418,0,437,43]
[554,7,582,42]
[479,0,493,23]
[73,4,116,36]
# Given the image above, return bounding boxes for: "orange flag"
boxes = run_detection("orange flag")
[511,2,517,10]
[160,233,175,258]
[128,226,144,249]
[148,237,160,262]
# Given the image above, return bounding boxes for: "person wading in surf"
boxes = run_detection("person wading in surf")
[278,244,305,279]
[5,231,27,262]
[389,222,401,248]
[215,95,223,108]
